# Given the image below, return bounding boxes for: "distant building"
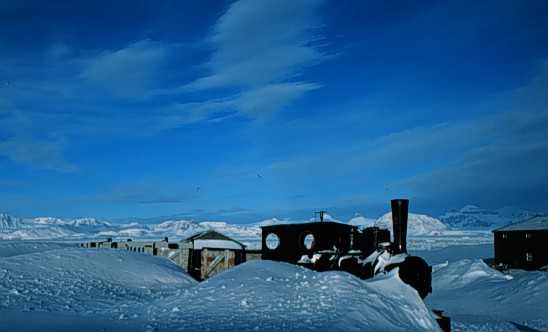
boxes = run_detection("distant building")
[493,215,548,270]
[173,230,247,280]
[79,231,254,281]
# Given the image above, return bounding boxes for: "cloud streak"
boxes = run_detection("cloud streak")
[154,0,327,123]
[190,0,325,89]
[251,59,548,212]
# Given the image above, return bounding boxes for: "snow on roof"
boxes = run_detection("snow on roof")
[184,229,246,248]
[494,215,548,231]
[193,239,245,250]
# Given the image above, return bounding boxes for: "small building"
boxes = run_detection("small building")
[493,215,548,270]
[174,230,246,280]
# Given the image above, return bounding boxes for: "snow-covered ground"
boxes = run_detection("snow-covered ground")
[427,259,548,331]
[150,260,440,332]
[0,241,546,331]
[0,243,440,332]
[0,240,76,258]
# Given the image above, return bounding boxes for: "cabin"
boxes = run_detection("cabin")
[493,215,548,270]
[173,230,247,280]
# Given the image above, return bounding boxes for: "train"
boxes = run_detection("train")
[261,199,450,331]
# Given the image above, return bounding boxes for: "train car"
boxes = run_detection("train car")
[261,199,449,331]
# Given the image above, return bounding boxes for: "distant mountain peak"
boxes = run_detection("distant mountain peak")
[375,212,448,236]
[439,205,534,230]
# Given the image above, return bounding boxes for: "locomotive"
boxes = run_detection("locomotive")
[261,199,431,298]
[261,199,450,331]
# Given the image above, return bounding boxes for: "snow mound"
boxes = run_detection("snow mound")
[0,248,195,315]
[376,213,449,236]
[427,259,548,329]
[0,241,75,258]
[151,260,440,332]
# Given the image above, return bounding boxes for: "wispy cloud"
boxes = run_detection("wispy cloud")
[189,0,326,89]
[80,39,172,97]
[153,0,328,123]
[251,59,548,211]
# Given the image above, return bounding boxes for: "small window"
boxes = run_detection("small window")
[265,233,280,250]
[502,233,508,239]
[526,252,533,262]
[303,233,315,250]
[525,233,532,239]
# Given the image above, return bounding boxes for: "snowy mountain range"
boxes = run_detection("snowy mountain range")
[0,205,536,241]
[438,205,535,229]
[376,212,448,235]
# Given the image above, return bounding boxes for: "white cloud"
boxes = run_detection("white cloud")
[190,0,325,90]
[154,0,327,124]
[233,82,321,116]
[80,40,171,97]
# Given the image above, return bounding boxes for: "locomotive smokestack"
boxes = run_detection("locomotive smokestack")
[391,199,409,254]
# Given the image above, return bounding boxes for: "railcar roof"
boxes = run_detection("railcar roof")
[494,215,548,231]
[261,221,356,229]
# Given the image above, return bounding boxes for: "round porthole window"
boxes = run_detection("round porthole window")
[265,233,280,250]
[303,233,315,250]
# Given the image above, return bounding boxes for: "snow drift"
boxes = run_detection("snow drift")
[0,248,196,315]
[427,259,548,331]
[151,260,440,332]
[0,244,441,332]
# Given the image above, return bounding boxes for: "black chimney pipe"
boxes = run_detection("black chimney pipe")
[391,199,409,254]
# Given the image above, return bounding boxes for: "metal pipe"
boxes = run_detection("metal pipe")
[391,199,409,254]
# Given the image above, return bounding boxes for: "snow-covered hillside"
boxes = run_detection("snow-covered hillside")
[0,213,114,240]
[1,210,493,251]
[0,213,261,242]
[375,212,449,236]
[348,213,376,227]
[0,213,23,232]
[439,205,534,230]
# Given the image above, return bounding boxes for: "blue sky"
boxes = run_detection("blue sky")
[1,0,548,222]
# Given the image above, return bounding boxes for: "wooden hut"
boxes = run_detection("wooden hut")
[174,230,246,280]
[493,215,548,270]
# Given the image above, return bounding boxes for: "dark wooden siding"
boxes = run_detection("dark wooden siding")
[261,222,356,263]
[494,230,548,270]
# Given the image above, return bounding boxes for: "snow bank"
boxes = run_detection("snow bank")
[0,241,75,258]
[0,248,195,315]
[151,260,440,332]
[427,259,548,330]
